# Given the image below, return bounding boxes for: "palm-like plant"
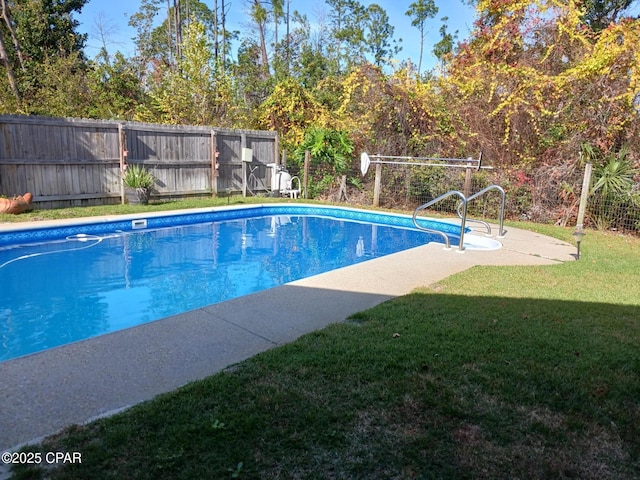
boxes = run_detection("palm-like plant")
[122,164,155,205]
[123,164,155,189]
[586,145,640,230]
[591,146,636,198]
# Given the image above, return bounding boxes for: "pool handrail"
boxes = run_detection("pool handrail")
[412,190,467,251]
[413,185,506,251]
[455,185,506,237]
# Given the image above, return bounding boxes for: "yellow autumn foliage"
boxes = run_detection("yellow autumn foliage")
[257,78,330,152]
[448,0,640,163]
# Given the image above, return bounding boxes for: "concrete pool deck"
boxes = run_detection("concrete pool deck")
[0,220,576,452]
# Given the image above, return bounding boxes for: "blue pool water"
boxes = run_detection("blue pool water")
[0,205,461,362]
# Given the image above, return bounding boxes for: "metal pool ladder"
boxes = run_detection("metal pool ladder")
[412,185,506,252]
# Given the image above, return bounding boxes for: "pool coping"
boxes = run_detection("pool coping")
[0,203,468,247]
[0,205,577,452]
[0,203,460,230]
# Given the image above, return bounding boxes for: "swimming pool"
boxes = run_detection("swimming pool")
[0,204,476,362]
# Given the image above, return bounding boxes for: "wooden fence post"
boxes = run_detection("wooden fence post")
[576,162,593,230]
[211,130,218,197]
[241,133,247,197]
[118,123,126,204]
[373,163,382,207]
[463,162,473,198]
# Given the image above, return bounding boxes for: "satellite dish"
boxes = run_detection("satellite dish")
[360,152,371,176]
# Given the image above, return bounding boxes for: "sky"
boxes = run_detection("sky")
[76,0,477,71]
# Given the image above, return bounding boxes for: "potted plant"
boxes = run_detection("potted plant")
[122,164,155,205]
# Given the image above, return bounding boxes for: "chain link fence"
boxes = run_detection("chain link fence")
[284,158,640,236]
[586,181,640,233]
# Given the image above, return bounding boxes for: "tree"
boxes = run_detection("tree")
[294,42,331,89]
[432,16,457,69]
[405,0,438,75]
[581,0,636,31]
[87,51,147,120]
[172,0,183,61]
[128,0,224,102]
[235,38,274,120]
[365,4,401,68]
[282,10,331,89]
[0,0,88,112]
[283,0,292,74]
[129,0,162,82]
[9,0,87,64]
[325,0,349,72]
[0,23,20,102]
[271,0,292,80]
[132,0,217,69]
[468,0,639,31]
[145,21,219,125]
[271,0,284,49]
[27,52,90,117]
[0,0,24,102]
[0,0,24,70]
[211,0,237,73]
[248,0,270,78]
[326,0,367,72]
[449,0,640,164]
[90,12,125,61]
[258,78,327,151]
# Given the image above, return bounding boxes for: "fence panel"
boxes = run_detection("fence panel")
[213,129,277,195]
[586,185,640,233]
[0,116,122,209]
[125,124,213,198]
[0,115,278,209]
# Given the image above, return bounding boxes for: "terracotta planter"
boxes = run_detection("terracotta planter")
[0,192,33,214]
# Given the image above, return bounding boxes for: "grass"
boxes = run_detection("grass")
[0,196,286,223]
[6,206,640,479]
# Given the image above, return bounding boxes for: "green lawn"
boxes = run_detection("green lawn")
[7,206,640,479]
[0,196,282,223]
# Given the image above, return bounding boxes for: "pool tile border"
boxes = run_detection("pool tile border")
[0,203,465,247]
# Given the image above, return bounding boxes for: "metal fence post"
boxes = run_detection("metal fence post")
[303,150,310,199]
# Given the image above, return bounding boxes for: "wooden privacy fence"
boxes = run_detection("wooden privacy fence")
[0,114,279,209]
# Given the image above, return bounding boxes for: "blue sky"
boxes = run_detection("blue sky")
[76,0,477,71]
